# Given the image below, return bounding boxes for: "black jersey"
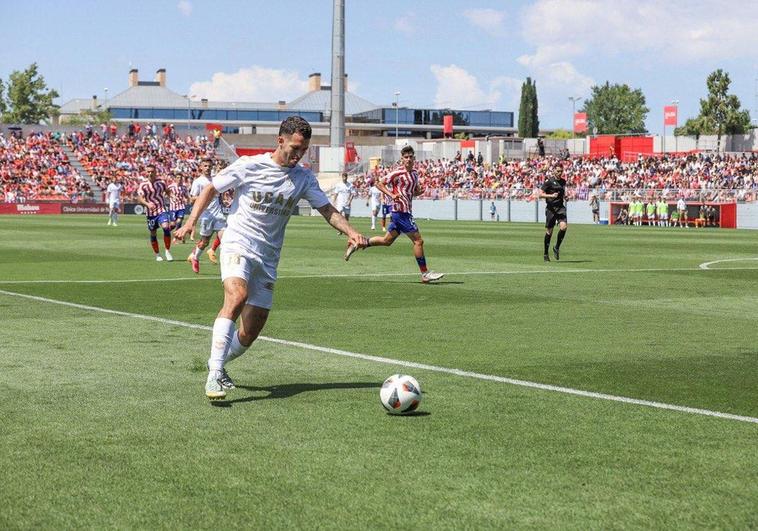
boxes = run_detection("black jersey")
[541,177,567,210]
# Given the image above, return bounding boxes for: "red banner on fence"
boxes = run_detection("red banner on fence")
[664,105,678,126]
[573,112,588,133]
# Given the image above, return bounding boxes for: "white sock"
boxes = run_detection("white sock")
[371,214,376,229]
[192,245,202,260]
[225,331,251,365]
[208,317,235,371]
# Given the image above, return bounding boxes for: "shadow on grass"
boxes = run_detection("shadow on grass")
[361,280,465,285]
[211,381,379,407]
[551,260,593,264]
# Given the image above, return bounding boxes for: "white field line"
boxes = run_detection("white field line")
[2,264,758,284]
[699,257,758,270]
[1,288,756,425]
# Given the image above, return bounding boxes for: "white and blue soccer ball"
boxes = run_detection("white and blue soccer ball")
[380,374,422,415]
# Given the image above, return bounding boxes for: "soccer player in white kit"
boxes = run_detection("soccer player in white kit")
[332,172,354,220]
[105,178,123,226]
[173,117,368,400]
[367,178,382,230]
[186,160,226,274]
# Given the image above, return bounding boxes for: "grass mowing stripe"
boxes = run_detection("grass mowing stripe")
[2,264,758,285]
[2,287,756,425]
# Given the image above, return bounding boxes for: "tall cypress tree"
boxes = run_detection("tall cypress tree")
[518,78,539,138]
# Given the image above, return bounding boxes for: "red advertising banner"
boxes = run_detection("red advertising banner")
[443,115,453,135]
[0,202,62,215]
[663,105,678,126]
[573,112,588,133]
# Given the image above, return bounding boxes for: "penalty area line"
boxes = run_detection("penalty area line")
[1,288,757,425]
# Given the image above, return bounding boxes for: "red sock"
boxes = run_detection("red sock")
[164,235,172,250]
[211,236,221,251]
[151,240,160,253]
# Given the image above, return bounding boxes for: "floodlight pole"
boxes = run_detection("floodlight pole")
[569,96,582,139]
[394,91,400,138]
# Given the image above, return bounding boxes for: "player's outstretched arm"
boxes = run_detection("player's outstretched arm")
[174,183,218,240]
[317,203,368,249]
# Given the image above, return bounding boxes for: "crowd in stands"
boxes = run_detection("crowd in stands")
[1,130,94,202]
[3,128,757,205]
[352,151,758,203]
[66,125,220,202]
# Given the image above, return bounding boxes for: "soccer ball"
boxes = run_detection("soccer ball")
[380,374,422,415]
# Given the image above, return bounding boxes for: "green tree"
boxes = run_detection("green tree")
[2,63,60,124]
[546,128,573,139]
[0,78,7,117]
[676,69,751,149]
[582,82,648,135]
[517,77,539,138]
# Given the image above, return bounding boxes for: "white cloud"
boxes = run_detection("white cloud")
[177,0,192,17]
[394,13,416,35]
[520,0,758,64]
[463,8,507,37]
[189,67,309,102]
[430,64,505,109]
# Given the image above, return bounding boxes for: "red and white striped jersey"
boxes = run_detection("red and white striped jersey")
[137,178,167,217]
[382,168,418,213]
[167,181,189,211]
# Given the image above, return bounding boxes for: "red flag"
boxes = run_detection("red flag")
[573,112,588,133]
[664,106,678,126]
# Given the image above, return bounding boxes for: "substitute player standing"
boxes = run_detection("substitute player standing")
[344,145,444,284]
[173,117,368,400]
[367,178,382,230]
[136,164,173,261]
[105,178,123,226]
[538,166,568,261]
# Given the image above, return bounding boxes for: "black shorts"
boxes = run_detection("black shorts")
[545,207,567,229]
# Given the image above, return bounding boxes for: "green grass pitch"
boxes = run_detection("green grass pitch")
[0,214,756,529]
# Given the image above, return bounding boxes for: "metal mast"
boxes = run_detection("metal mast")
[330,0,345,147]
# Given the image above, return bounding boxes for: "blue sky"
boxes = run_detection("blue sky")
[2,0,757,132]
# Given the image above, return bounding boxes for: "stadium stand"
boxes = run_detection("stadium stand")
[65,129,220,201]
[1,131,94,202]
[353,152,758,202]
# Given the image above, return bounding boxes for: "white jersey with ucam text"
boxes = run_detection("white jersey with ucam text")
[369,185,382,210]
[212,153,330,275]
[190,175,225,220]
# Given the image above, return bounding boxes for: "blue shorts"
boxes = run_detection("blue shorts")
[382,205,393,216]
[387,212,419,234]
[146,212,170,231]
[170,208,186,222]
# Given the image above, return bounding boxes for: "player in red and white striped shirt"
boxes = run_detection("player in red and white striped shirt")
[136,165,173,261]
[167,177,190,242]
[345,145,443,283]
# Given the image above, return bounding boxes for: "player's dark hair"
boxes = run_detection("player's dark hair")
[400,145,415,156]
[279,116,312,139]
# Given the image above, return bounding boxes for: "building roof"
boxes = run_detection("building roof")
[106,85,190,108]
[59,98,96,115]
[288,89,379,116]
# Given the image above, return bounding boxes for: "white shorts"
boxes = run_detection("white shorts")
[199,214,226,237]
[339,206,351,216]
[219,249,276,309]
[370,199,380,211]
[109,202,120,209]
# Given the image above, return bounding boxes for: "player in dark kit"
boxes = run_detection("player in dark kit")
[538,167,568,261]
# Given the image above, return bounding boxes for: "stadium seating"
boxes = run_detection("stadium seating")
[66,130,220,201]
[1,131,94,202]
[353,153,758,202]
